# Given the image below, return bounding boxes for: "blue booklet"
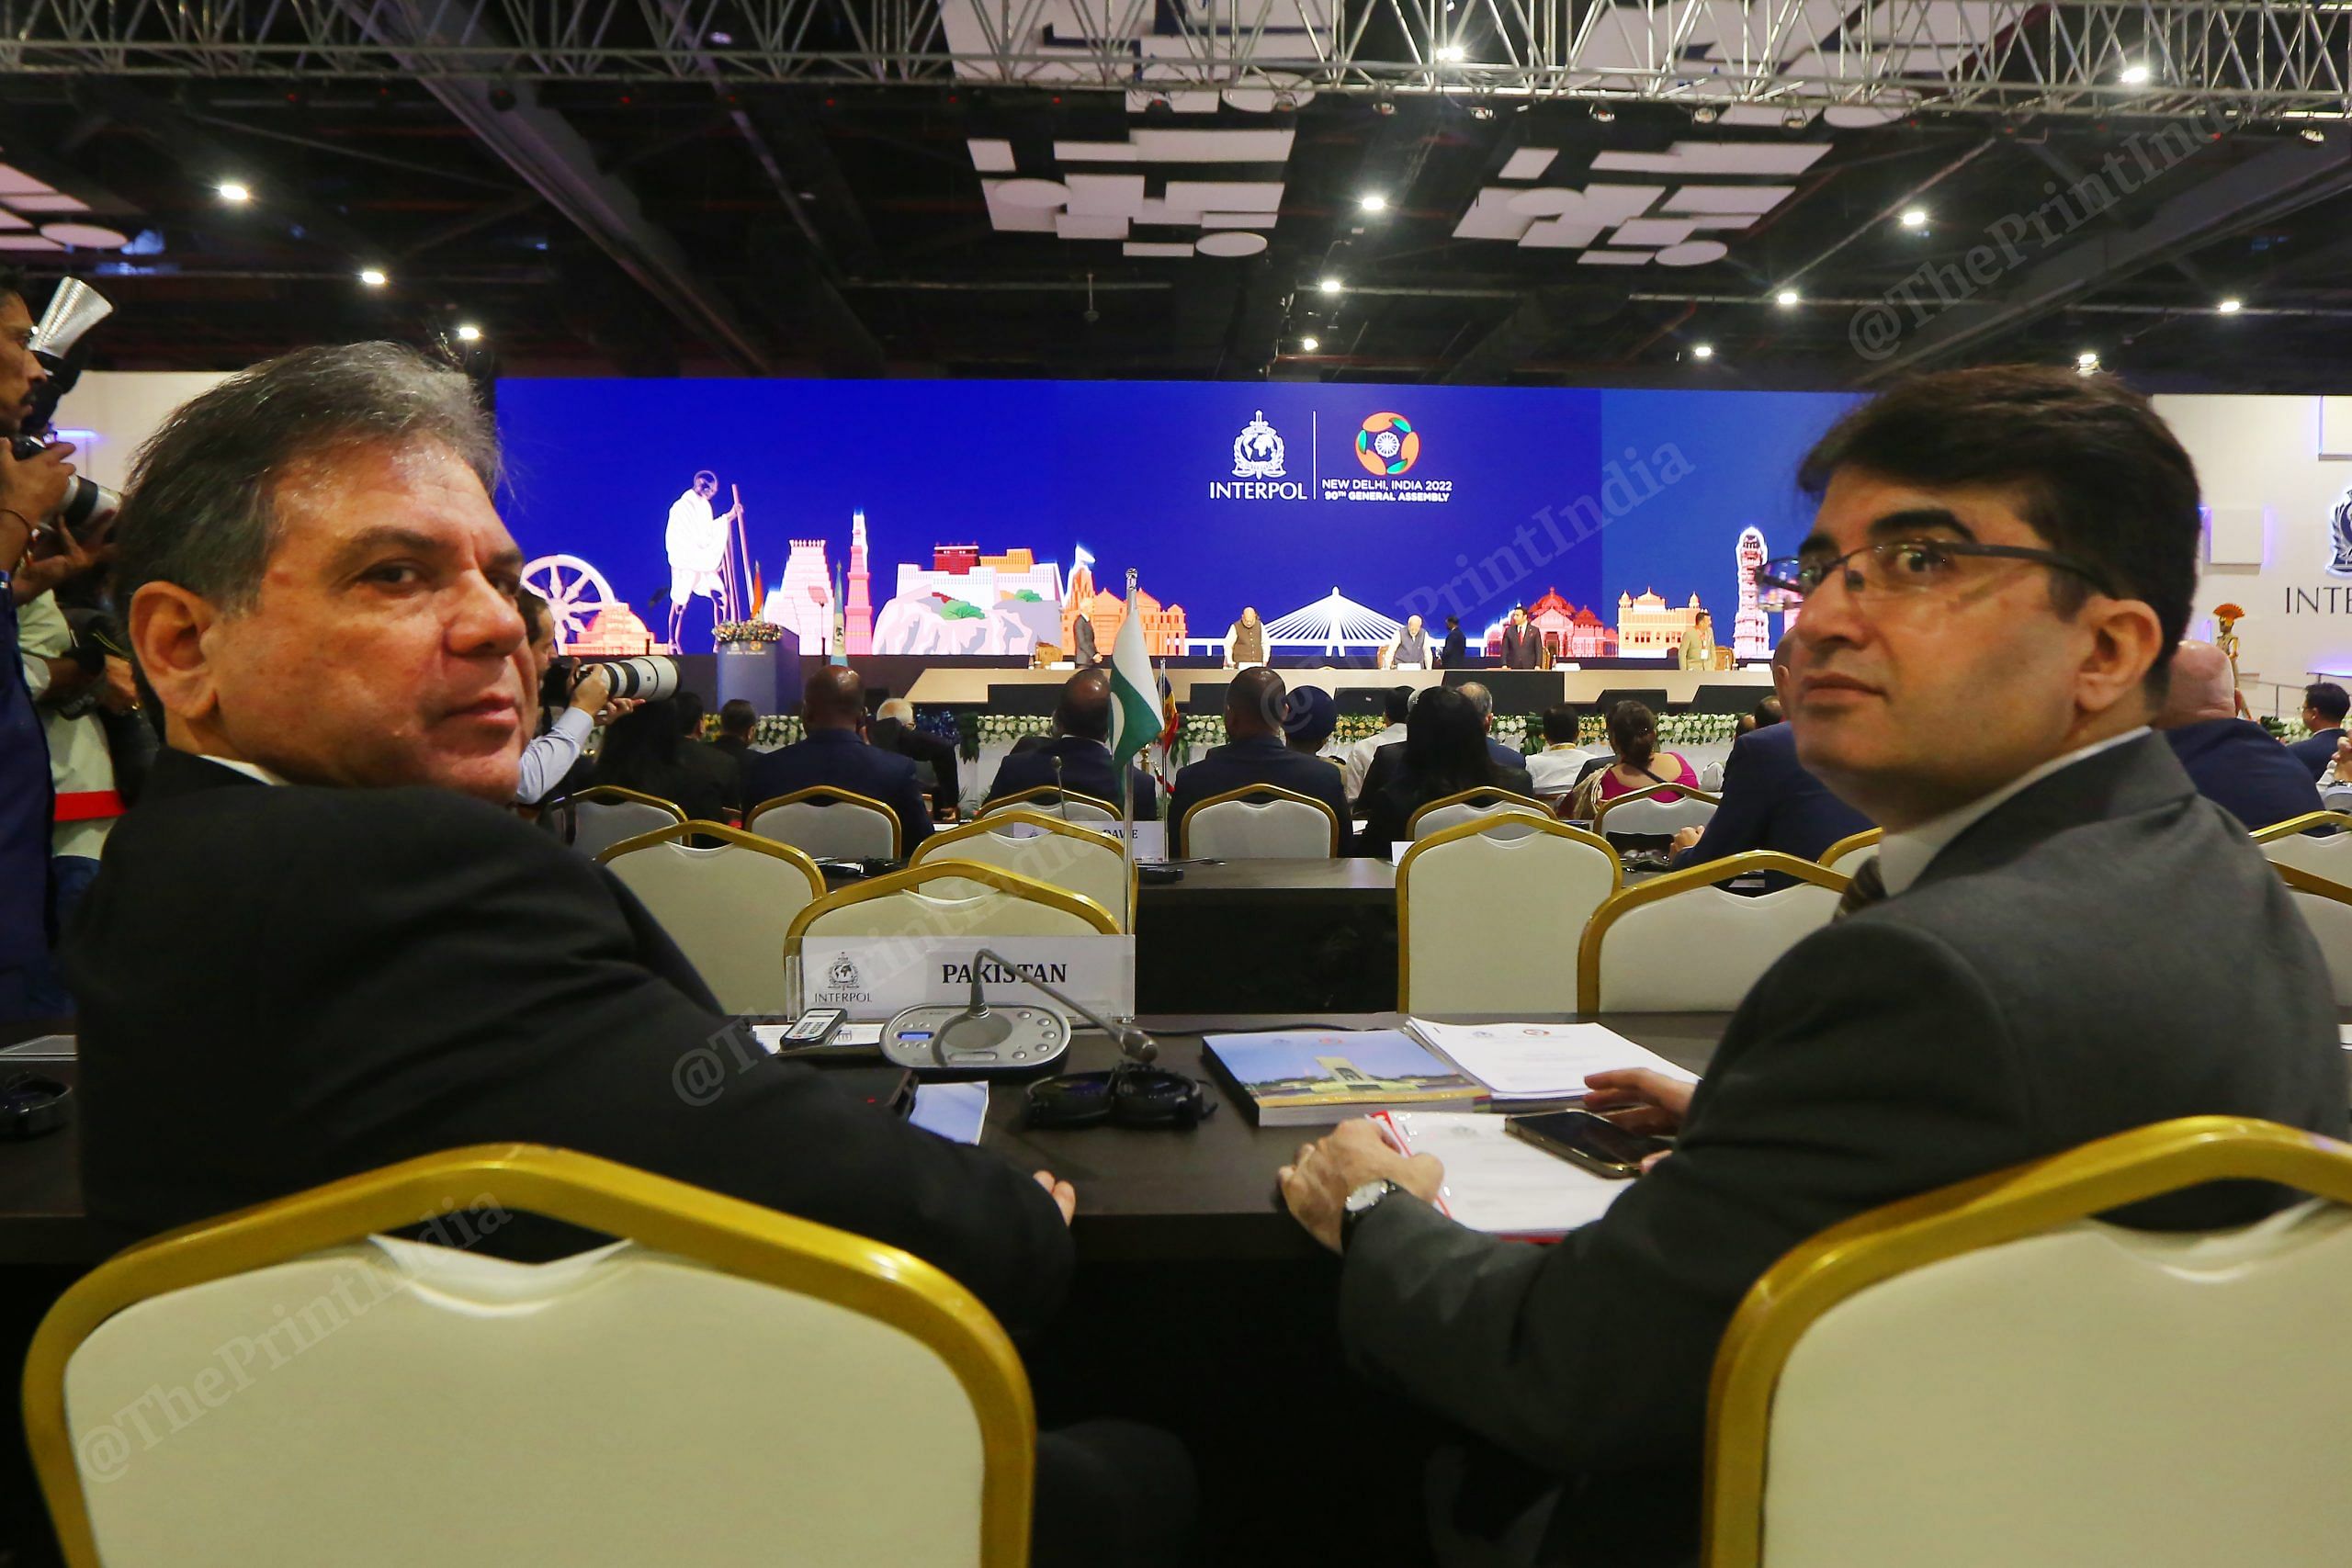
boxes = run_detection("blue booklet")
[1202,1030,1487,1126]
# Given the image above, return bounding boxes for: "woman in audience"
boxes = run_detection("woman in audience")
[594,698,728,822]
[1571,699,1700,818]
[1358,685,1532,857]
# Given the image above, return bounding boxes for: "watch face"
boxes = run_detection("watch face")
[1344,1179,1395,1216]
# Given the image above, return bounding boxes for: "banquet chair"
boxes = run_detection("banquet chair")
[745,786,902,860]
[1816,828,1883,877]
[596,824,825,1012]
[2251,812,2352,887]
[1593,784,1721,840]
[24,1145,1034,1568]
[1181,786,1341,858]
[787,862,1118,950]
[1398,818,1620,1013]
[911,811,1136,931]
[979,786,1122,828]
[1705,1116,2352,1568]
[1406,787,1557,842]
[2276,863,2352,1005]
[561,786,686,860]
[1577,852,1845,1011]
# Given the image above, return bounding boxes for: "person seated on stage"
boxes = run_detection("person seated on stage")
[1387,614,1430,670]
[1677,608,1717,671]
[1438,613,1467,669]
[1356,685,1535,859]
[1224,604,1267,669]
[1342,685,1412,805]
[741,667,934,851]
[1281,683,1340,757]
[1170,668,1352,854]
[711,697,758,760]
[1668,637,1870,870]
[980,668,1159,818]
[2288,680,2348,781]
[1498,604,1541,669]
[1277,365,2344,1568]
[671,690,744,816]
[1567,700,1699,820]
[2155,640,2323,831]
[870,696,962,821]
[1523,704,1598,795]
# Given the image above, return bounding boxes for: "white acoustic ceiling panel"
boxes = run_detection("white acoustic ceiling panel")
[0,161,130,252]
[967,139,1016,172]
[1498,147,1558,181]
[1593,141,1832,175]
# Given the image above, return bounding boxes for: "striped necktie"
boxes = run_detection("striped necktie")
[1835,854,1888,919]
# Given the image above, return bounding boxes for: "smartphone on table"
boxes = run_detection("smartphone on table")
[1504,1109,1670,1179]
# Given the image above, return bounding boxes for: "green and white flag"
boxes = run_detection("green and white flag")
[1107,570,1160,805]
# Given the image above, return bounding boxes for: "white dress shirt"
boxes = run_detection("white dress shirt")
[514,705,594,805]
[200,756,288,786]
[1524,743,1599,794]
[1874,727,2151,896]
[1343,722,1408,802]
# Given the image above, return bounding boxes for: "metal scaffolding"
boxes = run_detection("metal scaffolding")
[0,1,2345,119]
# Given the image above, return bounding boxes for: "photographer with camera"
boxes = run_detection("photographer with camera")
[513,587,636,807]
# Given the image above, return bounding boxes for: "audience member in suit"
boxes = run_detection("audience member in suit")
[1523,704,1598,795]
[1342,685,1411,805]
[740,667,934,852]
[1438,614,1467,669]
[594,699,728,823]
[64,344,1191,1566]
[980,668,1159,818]
[1281,366,2345,1567]
[711,698,757,761]
[2288,680,2347,781]
[1457,679,1527,772]
[1498,605,1541,669]
[1169,669,1352,854]
[870,696,961,819]
[1358,682,1521,808]
[1669,637,1871,869]
[1748,694,1783,729]
[2156,641,2324,830]
[1356,686,1536,859]
[670,690,744,814]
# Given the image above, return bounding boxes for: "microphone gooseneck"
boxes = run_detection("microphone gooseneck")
[972,947,1158,1065]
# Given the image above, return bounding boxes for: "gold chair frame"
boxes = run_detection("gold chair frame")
[1704,1116,2352,1568]
[1403,786,1558,839]
[1592,782,1724,834]
[1396,816,1621,1010]
[1815,827,1883,869]
[980,784,1126,822]
[912,810,1137,931]
[1177,784,1342,857]
[22,1145,1036,1568]
[744,786,904,859]
[564,784,687,821]
[594,820,826,902]
[1574,851,1849,1012]
[2251,810,2352,842]
[784,860,1120,966]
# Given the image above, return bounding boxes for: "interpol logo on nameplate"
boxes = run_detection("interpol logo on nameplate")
[797,935,1136,1020]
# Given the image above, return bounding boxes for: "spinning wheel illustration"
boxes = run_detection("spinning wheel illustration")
[521,554,618,649]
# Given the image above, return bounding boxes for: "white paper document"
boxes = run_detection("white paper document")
[1409,1019,1700,1101]
[1385,1111,1632,1236]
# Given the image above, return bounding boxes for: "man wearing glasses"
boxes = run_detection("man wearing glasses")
[1277,367,2345,1565]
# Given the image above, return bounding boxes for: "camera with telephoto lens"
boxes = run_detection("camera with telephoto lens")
[13,279,120,536]
[8,434,119,536]
[545,654,680,709]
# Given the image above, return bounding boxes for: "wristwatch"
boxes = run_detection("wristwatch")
[1340,1179,1406,1252]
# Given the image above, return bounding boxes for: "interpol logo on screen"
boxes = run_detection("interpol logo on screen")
[1207,407,1453,505]
[1209,411,1309,501]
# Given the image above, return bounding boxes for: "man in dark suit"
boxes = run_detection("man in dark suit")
[870,696,961,819]
[1669,637,1871,868]
[2157,641,2323,830]
[1357,680,1521,807]
[1279,367,2344,1565]
[671,690,744,815]
[711,697,758,761]
[981,669,1159,818]
[2288,680,2347,780]
[1438,614,1467,669]
[741,667,934,852]
[1498,605,1540,670]
[66,344,1188,1567]
[1168,668,1352,854]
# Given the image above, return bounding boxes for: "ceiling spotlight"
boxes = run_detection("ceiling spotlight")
[1301,335,1321,352]
[2075,349,2099,373]
[1692,344,1714,360]
[1591,104,1616,123]
[1470,105,1496,120]
[1319,277,1343,295]
[456,323,484,343]
[1434,44,1466,62]
[706,29,733,43]
[1775,288,1800,308]
[2120,62,2151,85]
[1691,105,1720,124]
[1781,108,1810,129]
[1360,193,1389,212]
[2217,297,2244,313]
[216,181,253,204]
[358,267,389,288]
[1900,207,1928,229]
[2300,127,2328,144]
[1373,97,1397,116]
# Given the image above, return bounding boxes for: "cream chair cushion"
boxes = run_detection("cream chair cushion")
[1184,797,1336,859]
[2288,887,2352,1006]
[1412,798,1542,841]
[912,821,1131,931]
[601,837,820,1012]
[1598,793,1717,837]
[569,800,681,860]
[2261,827,2352,886]
[979,792,1118,828]
[749,799,899,860]
[797,881,1107,941]
[1402,819,1616,1013]
[1593,881,1839,1010]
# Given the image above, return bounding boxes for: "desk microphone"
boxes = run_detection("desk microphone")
[883,948,1083,1078]
[1051,754,1071,820]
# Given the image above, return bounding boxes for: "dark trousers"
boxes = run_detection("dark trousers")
[1035,1419,1197,1568]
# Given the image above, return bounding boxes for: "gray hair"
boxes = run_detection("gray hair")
[115,342,499,614]
[1456,680,1494,719]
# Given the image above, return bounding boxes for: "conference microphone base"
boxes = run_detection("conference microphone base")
[882,1003,1071,1079]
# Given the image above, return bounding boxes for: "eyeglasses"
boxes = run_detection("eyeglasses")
[1757,539,2116,602]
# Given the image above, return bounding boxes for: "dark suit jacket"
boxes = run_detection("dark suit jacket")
[983,735,1159,820]
[1440,629,1467,668]
[679,736,744,814]
[594,751,727,827]
[2165,716,2324,830]
[63,750,1070,1331]
[1669,722,1872,870]
[741,728,935,851]
[871,717,962,817]
[1499,624,1541,670]
[2287,725,2343,782]
[1169,735,1353,854]
[1339,735,2344,1550]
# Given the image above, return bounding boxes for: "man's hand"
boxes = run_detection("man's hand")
[596,695,642,728]
[2333,734,2352,780]
[1279,1117,1444,1255]
[1032,1169,1076,1225]
[10,513,115,604]
[0,441,77,565]
[97,655,140,716]
[1579,1067,1696,1136]
[1668,825,1703,853]
[567,662,614,716]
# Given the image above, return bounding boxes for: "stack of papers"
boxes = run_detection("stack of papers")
[1382,1111,1633,1237]
[1408,1019,1699,1104]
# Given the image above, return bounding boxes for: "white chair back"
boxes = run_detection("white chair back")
[910,812,1133,931]
[789,863,1118,944]
[1708,1119,2352,1568]
[27,1147,1032,1568]
[597,825,824,1012]
[747,791,900,860]
[2278,865,2352,1006]
[1412,798,1538,841]
[566,793,684,860]
[1399,818,1620,1012]
[1595,786,1719,838]
[1578,852,1844,1011]
[1818,829,1883,876]
[2255,812,2352,885]
[980,788,1120,828]
[1182,788,1339,859]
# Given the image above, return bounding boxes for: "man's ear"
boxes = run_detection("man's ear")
[2077,597,2167,720]
[129,581,222,729]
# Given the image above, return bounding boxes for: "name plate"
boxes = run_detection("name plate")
[799,934,1136,1020]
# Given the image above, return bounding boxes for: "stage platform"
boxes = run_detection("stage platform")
[902,664,1774,709]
